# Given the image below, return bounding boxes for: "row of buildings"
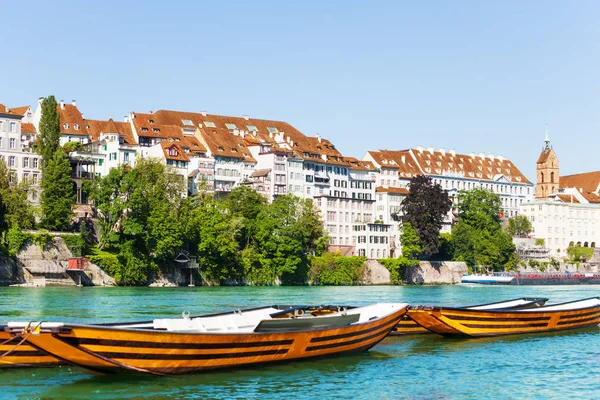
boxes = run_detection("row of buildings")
[4,97,572,260]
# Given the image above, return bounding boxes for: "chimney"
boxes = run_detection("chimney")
[497,154,505,161]
[290,140,294,147]
[478,152,485,159]
[439,147,446,155]
[316,133,322,143]
[488,153,495,161]
[449,149,456,156]
[416,145,423,153]
[243,115,249,121]
[401,155,406,163]
[124,116,129,123]
[38,97,44,106]
[60,100,65,110]
[427,145,434,154]
[72,100,76,106]
[201,111,207,117]
[149,110,153,114]
[469,152,475,158]
[198,123,203,128]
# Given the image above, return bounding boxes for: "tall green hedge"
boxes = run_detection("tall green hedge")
[309,253,366,285]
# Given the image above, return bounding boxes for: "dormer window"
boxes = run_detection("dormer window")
[141,127,148,132]
[74,123,79,130]
[153,128,160,133]
[267,127,278,134]
[204,121,216,128]
[167,147,178,157]
[63,123,69,129]
[182,119,194,126]
[217,146,224,151]
[247,125,258,132]
[231,148,238,152]
[225,123,237,130]
[149,119,154,124]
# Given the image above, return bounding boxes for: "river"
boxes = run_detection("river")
[1,285,599,399]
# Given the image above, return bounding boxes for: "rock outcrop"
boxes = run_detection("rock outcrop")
[405,261,468,285]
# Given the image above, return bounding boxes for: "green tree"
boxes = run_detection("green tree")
[254,194,326,284]
[192,197,242,282]
[451,188,516,271]
[507,215,532,237]
[90,159,192,284]
[401,175,452,257]
[222,186,267,247]
[0,160,35,254]
[456,188,502,232]
[400,222,422,259]
[37,96,61,169]
[41,149,75,231]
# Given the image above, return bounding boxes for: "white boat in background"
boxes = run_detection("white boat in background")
[461,274,514,284]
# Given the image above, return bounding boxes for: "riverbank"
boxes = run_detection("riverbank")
[0,238,469,287]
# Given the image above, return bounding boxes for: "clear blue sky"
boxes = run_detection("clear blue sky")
[2,1,599,180]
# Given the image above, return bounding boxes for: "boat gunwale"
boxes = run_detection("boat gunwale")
[409,297,600,315]
[8,304,409,337]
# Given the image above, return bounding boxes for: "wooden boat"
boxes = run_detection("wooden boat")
[408,297,600,337]
[5,303,408,375]
[391,297,548,335]
[0,330,63,368]
[0,305,347,369]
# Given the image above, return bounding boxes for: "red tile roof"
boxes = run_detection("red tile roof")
[7,106,30,116]
[555,193,580,204]
[0,103,24,118]
[560,171,600,193]
[375,186,409,195]
[57,104,87,135]
[21,123,36,134]
[86,119,137,145]
[160,141,190,162]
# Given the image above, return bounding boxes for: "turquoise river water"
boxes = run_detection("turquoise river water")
[0,285,599,399]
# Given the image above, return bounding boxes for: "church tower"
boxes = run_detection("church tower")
[535,126,559,199]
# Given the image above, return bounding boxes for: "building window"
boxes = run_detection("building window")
[9,138,16,149]
[10,122,16,132]
[23,157,29,168]
[33,158,38,169]
[9,156,15,167]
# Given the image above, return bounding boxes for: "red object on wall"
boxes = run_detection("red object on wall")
[68,258,89,270]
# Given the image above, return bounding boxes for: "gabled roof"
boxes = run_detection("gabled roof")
[160,141,189,162]
[0,103,23,118]
[57,104,87,135]
[8,106,30,116]
[345,157,377,171]
[86,119,137,145]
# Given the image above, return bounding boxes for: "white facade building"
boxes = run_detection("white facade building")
[0,103,42,203]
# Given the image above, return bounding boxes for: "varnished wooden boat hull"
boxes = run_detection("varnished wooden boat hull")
[408,297,600,337]
[18,306,407,375]
[0,330,62,368]
[392,297,548,336]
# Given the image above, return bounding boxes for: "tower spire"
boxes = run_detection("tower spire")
[543,123,551,151]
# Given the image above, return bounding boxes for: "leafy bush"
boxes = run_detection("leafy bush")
[528,259,540,268]
[6,227,32,256]
[309,253,366,285]
[379,257,416,284]
[566,245,594,262]
[535,238,545,246]
[60,234,87,257]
